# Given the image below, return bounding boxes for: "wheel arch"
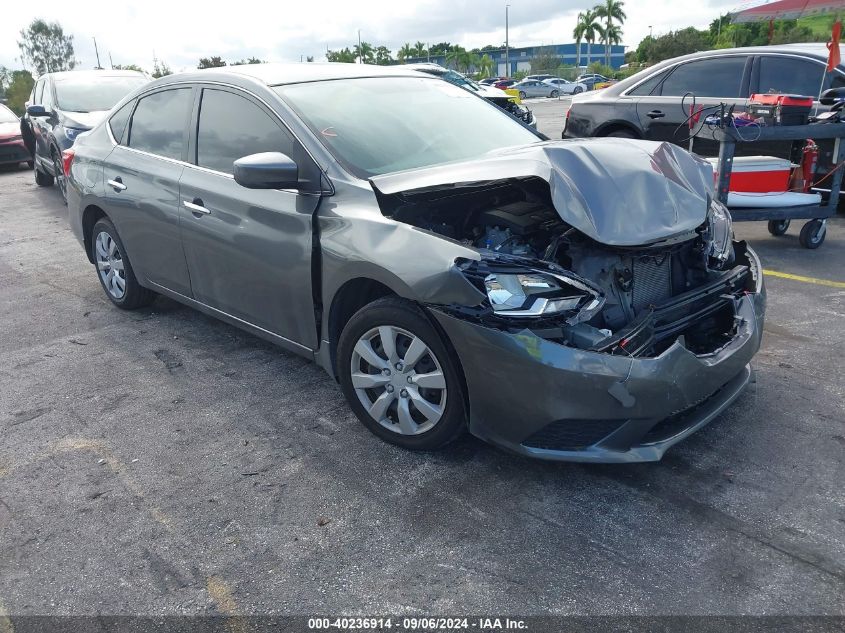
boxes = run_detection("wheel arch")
[594,120,643,138]
[81,204,108,263]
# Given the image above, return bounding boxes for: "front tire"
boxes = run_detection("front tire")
[337,297,467,451]
[573,86,583,94]
[519,91,526,100]
[34,163,53,187]
[606,129,636,139]
[52,149,67,204]
[550,90,559,98]
[91,217,156,309]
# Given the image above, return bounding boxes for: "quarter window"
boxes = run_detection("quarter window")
[109,100,134,144]
[128,88,192,160]
[196,88,293,174]
[659,57,747,98]
[758,56,826,98]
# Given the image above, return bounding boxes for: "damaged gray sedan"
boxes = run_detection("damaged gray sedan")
[65,63,765,463]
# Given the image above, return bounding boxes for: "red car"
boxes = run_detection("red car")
[0,104,32,168]
[493,79,517,90]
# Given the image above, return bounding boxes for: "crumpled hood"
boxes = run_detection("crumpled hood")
[60,110,109,130]
[370,138,716,246]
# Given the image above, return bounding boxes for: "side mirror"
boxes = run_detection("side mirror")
[819,87,845,105]
[233,152,299,189]
[26,104,49,117]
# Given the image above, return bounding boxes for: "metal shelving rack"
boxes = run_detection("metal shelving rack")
[712,122,845,248]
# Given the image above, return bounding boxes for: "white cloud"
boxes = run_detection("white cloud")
[0,0,743,73]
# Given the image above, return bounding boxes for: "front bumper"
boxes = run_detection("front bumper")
[432,259,766,463]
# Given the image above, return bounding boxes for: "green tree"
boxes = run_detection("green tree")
[577,10,602,67]
[478,54,494,78]
[637,27,711,63]
[374,46,393,65]
[326,47,356,63]
[414,41,428,57]
[198,56,227,69]
[594,0,626,67]
[306,56,315,62]
[17,19,76,74]
[354,41,374,64]
[531,46,559,74]
[398,43,414,62]
[446,45,465,70]
[428,42,453,56]
[5,70,35,115]
[231,57,263,65]
[152,59,172,78]
[112,63,144,72]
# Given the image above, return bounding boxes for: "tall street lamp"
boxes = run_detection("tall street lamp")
[505,5,510,77]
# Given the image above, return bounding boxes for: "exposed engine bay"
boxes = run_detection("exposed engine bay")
[375,176,756,358]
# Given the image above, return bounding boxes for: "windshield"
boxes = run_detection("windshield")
[54,75,147,112]
[275,77,539,178]
[0,105,17,123]
[440,69,479,91]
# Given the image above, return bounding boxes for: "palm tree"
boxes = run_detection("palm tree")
[577,10,602,67]
[398,43,413,62]
[414,41,428,58]
[573,12,585,69]
[354,41,374,64]
[446,45,465,70]
[602,23,623,66]
[594,0,626,67]
[478,53,494,78]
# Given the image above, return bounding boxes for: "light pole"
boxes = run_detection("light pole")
[648,25,653,39]
[505,5,510,77]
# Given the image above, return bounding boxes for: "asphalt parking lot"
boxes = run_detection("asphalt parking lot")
[1,113,844,618]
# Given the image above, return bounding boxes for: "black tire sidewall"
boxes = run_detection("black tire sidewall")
[90,217,150,309]
[800,220,825,249]
[337,297,467,450]
[519,91,526,100]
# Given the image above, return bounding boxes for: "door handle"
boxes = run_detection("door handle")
[107,178,126,192]
[647,110,665,119]
[183,199,211,215]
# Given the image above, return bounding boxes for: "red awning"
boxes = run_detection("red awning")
[732,0,844,23]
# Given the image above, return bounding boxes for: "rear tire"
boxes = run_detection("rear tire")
[767,219,790,236]
[52,149,67,205]
[337,297,467,451]
[606,129,636,139]
[550,90,559,98]
[573,86,583,94]
[34,164,53,187]
[91,217,156,309]
[26,160,34,169]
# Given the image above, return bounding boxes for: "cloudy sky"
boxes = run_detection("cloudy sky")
[1,0,758,72]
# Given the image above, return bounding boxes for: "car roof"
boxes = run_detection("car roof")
[41,69,147,81]
[195,62,434,85]
[602,43,839,96]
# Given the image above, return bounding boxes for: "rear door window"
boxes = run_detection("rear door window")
[659,57,747,97]
[128,88,192,160]
[758,55,826,98]
[195,88,294,174]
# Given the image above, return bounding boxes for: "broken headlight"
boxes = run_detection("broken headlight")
[484,271,603,319]
[706,199,734,267]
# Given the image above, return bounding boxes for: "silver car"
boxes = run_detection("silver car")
[543,78,588,95]
[64,63,764,463]
[512,79,560,99]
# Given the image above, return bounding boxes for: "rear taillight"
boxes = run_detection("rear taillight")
[61,148,75,177]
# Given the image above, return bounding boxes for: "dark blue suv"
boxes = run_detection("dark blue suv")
[23,70,148,202]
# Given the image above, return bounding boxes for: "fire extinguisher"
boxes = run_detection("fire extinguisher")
[800,139,819,193]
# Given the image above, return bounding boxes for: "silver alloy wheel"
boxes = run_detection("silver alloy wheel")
[95,231,126,299]
[350,325,447,435]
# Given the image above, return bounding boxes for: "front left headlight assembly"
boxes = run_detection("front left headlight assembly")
[483,270,604,320]
[706,199,734,267]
